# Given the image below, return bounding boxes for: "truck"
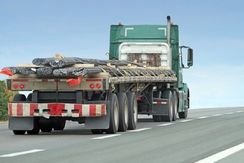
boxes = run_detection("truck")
[0,16,193,135]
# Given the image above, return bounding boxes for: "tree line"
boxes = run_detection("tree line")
[0,80,15,121]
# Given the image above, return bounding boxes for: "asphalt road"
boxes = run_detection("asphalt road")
[0,107,244,163]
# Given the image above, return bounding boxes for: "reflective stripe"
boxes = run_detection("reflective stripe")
[8,103,106,117]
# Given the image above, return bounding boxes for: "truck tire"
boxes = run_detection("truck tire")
[127,92,138,130]
[179,110,188,119]
[178,89,189,119]
[172,91,178,121]
[161,90,173,122]
[118,92,129,132]
[13,94,26,102]
[12,94,27,135]
[27,93,33,102]
[13,130,26,135]
[106,93,119,134]
[39,118,53,133]
[53,119,66,131]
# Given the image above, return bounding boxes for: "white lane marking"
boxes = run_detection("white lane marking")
[0,149,45,158]
[92,134,121,140]
[224,112,235,115]
[212,114,222,117]
[195,142,244,163]
[158,123,175,127]
[197,116,209,119]
[179,119,193,123]
[236,110,244,113]
[128,128,151,133]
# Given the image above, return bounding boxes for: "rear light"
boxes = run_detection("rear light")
[96,83,101,89]
[12,83,25,89]
[13,84,19,89]
[19,84,25,89]
[89,83,102,89]
[89,84,95,89]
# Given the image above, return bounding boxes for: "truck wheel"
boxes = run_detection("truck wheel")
[172,91,178,121]
[179,110,188,119]
[27,93,33,102]
[53,119,66,130]
[27,118,40,135]
[39,118,53,133]
[106,93,119,134]
[127,92,138,130]
[13,130,26,135]
[12,94,27,135]
[161,90,173,122]
[118,92,129,132]
[13,94,26,102]
[179,89,189,119]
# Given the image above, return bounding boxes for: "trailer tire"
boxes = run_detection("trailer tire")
[127,92,138,130]
[106,93,119,134]
[13,94,26,102]
[118,92,129,132]
[13,130,26,135]
[53,119,66,131]
[39,118,53,133]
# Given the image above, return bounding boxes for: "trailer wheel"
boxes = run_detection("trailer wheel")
[127,92,138,130]
[39,118,53,133]
[106,93,119,134]
[161,90,173,122]
[172,91,178,121]
[13,130,26,135]
[118,92,129,132]
[12,94,27,135]
[13,94,26,102]
[53,119,66,131]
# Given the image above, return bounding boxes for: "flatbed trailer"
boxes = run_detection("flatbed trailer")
[1,16,193,135]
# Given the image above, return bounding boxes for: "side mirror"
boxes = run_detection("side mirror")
[187,48,193,67]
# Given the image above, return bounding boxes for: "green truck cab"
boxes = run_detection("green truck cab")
[109,16,193,118]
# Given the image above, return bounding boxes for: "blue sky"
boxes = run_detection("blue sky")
[0,0,244,108]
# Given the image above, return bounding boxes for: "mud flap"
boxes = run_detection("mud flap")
[9,117,34,130]
[84,101,110,129]
[152,99,169,115]
[152,104,169,115]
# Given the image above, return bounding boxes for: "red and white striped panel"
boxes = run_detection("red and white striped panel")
[8,103,106,118]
